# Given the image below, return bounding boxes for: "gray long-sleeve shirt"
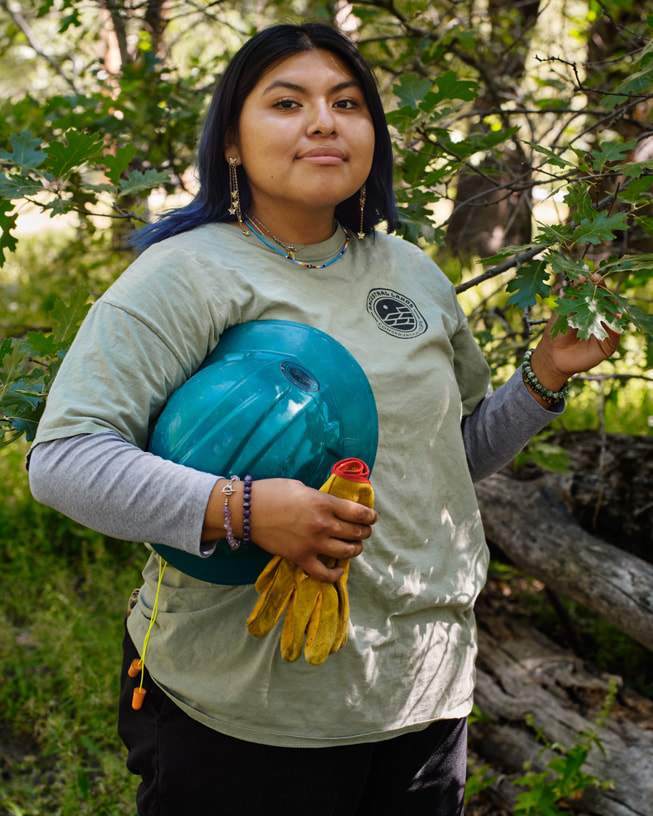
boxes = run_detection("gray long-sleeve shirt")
[29,367,561,556]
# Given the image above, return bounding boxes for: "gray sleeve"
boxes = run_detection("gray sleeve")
[28,432,220,556]
[463,367,564,483]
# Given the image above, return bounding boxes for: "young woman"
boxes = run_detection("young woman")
[28,23,619,815]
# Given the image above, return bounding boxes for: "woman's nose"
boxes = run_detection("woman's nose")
[309,100,336,135]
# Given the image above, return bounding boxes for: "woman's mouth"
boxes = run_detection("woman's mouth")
[297,148,346,164]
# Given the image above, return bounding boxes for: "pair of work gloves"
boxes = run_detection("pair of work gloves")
[246,458,374,666]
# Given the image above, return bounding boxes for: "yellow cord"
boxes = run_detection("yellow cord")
[138,555,167,691]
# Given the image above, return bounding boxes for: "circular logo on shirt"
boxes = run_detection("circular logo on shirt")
[366,289,427,338]
[280,361,320,392]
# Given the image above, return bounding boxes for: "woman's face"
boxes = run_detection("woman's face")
[225,48,375,230]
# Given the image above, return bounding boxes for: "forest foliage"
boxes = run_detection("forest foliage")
[0,0,652,446]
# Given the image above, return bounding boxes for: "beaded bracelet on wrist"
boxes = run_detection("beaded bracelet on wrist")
[241,474,253,547]
[221,476,241,551]
[522,348,570,404]
[220,474,254,550]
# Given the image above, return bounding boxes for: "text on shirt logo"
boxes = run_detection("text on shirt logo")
[366,289,427,339]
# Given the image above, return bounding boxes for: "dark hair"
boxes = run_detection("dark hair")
[130,23,397,251]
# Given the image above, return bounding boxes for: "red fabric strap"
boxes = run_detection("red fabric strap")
[330,458,370,483]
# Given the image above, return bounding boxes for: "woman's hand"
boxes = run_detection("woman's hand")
[201,477,378,582]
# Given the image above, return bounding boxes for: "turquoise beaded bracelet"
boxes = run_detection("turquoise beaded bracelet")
[522,348,569,404]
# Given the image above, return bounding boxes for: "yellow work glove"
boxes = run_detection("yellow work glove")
[279,570,340,663]
[246,458,374,665]
[245,556,297,637]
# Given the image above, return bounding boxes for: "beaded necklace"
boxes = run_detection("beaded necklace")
[244,219,350,269]
[248,214,298,258]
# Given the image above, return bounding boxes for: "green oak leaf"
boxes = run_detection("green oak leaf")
[50,288,91,344]
[589,140,637,172]
[545,250,592,280]
[618,159,653,178]
[571,211,629,245]
[526,142,575,169]
[507,260,551,308]
[420,71,479,109]
[0,200,18,265]
[43,197,77,216]
[0,173,44,200]
[45,130,104,179]
[392,73,433,109]
[563,185,594,221]
[103,143,137,186]
[25,331,64,357]
[0,130,46,171]
[117,168,171,197]
[553,282,628,340]
[614,61,653,96]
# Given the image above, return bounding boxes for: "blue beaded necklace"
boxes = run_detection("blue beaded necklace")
[244,219,350,269]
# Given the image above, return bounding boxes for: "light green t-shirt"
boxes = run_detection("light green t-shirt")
[35,223,491,747]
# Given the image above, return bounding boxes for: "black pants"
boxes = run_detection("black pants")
[118,625,467,815]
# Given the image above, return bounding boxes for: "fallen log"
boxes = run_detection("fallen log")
[475,474,653,651]
[470,599,653,816]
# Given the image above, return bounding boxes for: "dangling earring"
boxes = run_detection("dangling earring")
[357,184,367,239]
[228,157,249,235]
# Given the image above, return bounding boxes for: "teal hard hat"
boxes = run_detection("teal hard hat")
[148,320,378,584]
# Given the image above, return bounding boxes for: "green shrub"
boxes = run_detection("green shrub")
[0,443,143,815]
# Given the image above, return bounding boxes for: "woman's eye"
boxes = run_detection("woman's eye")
[334,99,359,110]
[273,99,299,110]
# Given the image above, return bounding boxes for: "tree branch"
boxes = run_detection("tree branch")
[455,245,544,293]
[0,0,78,94]
[100,0,131,67]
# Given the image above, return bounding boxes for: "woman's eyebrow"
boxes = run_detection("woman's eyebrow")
[262,79,362,95]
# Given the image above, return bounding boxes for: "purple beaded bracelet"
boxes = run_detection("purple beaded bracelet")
[241,474,253,547]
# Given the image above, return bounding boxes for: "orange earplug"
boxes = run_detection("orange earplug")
[132,687,147,710]
[128,658,143,678]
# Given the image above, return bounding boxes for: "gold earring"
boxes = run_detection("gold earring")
[228,157,249,234]
[357,184,367,239]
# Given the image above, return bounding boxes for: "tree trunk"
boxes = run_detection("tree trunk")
[470,598,653,815]
[474,473,653,651]
[445,0,541,258]
[467,431,653,813]
[583,6,653,258]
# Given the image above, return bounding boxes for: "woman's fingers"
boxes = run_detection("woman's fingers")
[330,498,376,536]
[294,554,345,583]
[245,479,377,580]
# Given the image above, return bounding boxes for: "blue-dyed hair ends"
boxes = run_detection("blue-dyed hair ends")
[130,23,397,252]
